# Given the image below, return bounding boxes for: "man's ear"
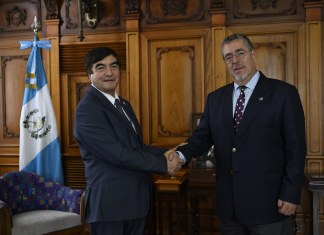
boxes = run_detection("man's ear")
[251,50,256,59]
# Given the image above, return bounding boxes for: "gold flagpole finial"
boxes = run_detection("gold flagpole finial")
[31,16,41,33]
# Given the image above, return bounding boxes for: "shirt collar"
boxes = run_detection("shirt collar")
[91,84,119,105]
[234,71,260,90]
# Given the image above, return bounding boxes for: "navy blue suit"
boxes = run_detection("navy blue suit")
[74,86,167,223]
[177,72,306,225]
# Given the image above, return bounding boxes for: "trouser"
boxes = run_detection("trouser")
[89,217,146,235]
[221,215,293,235]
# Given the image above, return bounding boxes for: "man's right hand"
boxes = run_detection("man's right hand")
[164,151,183,176]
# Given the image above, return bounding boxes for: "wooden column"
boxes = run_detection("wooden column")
[125,14,141,121]
[210,5,227,90]
[44,19,61,137]
[304,1,324,173]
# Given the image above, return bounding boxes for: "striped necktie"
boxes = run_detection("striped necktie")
[114,99,139,136]
[114,99,128,121]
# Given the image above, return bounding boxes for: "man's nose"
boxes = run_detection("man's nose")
[104,67,114,75]
[232,55,240,63]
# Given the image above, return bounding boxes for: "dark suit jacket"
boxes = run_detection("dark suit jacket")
[74,86,167,223]
[177,72,306,225]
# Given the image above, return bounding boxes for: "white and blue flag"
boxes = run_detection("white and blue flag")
[19,34,64,184]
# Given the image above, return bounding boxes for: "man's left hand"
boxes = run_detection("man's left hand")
[277,199,297,216]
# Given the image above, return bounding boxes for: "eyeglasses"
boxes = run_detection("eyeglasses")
[223,49,252,64]
[94,62,119,73]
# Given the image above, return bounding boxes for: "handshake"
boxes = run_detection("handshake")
[164,143,187,176]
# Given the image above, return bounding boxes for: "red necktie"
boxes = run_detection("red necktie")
[233,86,246,133]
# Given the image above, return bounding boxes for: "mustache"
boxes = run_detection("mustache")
[233,63,244,70]
[102,75,115,81]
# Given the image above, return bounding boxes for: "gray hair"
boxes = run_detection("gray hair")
[221,34,254,55]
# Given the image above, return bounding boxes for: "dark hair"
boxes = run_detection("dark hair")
[221,34,254,55]
[84,47,121,74]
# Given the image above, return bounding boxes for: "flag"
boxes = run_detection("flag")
[19,34,64,184]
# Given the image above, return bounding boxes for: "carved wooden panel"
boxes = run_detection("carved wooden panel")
[142,0,211,29]
[60,73,92,188]
[61,73,90,155]
[254,42,287,81]
[225,0,305,25]
[306,21,322,156]
[0,0,41,33]
[307,158,324,173]
[144,37,205,147]
[0,55,28,146]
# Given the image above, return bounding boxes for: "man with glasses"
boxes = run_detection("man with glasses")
[174,34,306,234]
[74,47,183,235]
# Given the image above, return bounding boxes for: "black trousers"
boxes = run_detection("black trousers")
[221,215,294,235]
[89,217,146,235]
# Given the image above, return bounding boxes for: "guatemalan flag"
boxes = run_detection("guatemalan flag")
[19,34,64,184]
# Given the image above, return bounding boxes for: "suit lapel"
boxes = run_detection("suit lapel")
[88,87,142,143]
[119,98,144,144]
[235,73,270,139]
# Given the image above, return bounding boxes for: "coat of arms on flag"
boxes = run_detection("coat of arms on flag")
[19,17,64,184]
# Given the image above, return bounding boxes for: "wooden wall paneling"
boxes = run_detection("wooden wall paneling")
[0,156,19,175]
[44,19,61,137]
[124,10,140,117]
[0,0,41,34]
[126,32,140,120]
[43,37,61,137]
[225,0,305,26]
[0,40,31,175]
[60,72,89,188]
[305,21,322,160]
[141,28,207,147]
[63,154,86,189]
[212,27,226,90]
[60,73,88,154]
[0,54,26,146]
[202,29,214,96]
[141,0,211,30]
[307,158,324,175]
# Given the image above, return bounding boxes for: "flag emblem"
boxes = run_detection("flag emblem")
[23,108,51,139]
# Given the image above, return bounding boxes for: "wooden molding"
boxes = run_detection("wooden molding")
[304,1,324,21]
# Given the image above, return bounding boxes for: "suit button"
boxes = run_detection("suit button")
[230,170,238,175]
[232,148,236,152]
